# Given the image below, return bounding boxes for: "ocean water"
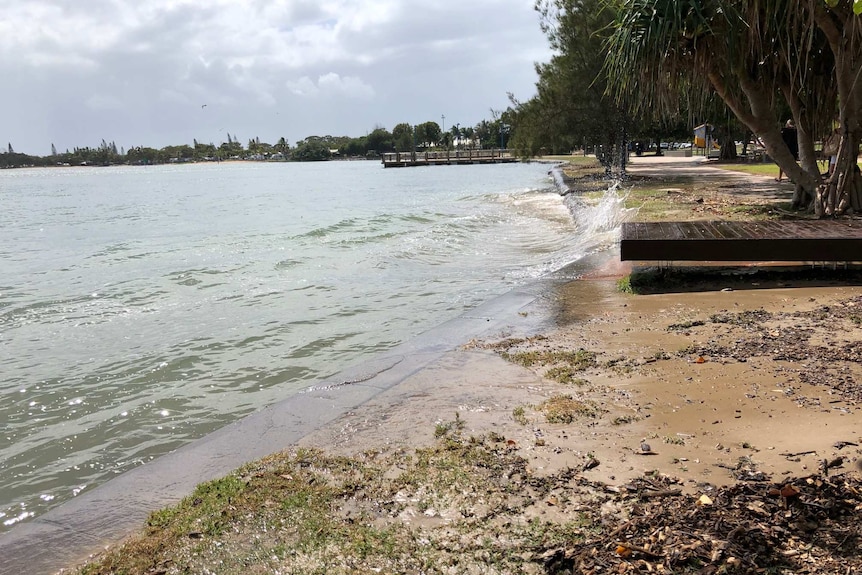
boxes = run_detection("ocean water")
[0,160,623,531]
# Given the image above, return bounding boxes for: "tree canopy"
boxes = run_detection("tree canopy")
[604,0,861,212]
[0,112,512,168]
[506,0,860,213]
[507,0,632,171]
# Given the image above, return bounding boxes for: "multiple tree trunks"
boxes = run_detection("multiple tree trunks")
[816,176,862,217]
[620,220,862,262]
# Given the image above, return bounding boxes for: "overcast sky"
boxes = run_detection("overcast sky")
[1,0,552,155]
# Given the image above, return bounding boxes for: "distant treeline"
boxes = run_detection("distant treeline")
[1,118,511,169]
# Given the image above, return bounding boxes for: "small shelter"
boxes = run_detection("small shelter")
[694,124,713,148]
[694,124,719,157]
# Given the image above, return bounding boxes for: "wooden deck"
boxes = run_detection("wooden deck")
[620,220,862,262]
[381,149,517,168]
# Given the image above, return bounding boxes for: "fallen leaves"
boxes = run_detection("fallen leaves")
[537,472,862,574]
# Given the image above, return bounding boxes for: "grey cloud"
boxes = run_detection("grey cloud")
[0,0,550,154]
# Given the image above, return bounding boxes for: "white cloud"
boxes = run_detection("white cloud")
[0,0,550,153]
[286,77,319,97]
[287,73,375,99]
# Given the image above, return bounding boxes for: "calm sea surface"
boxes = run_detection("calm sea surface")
[0,160,622,530]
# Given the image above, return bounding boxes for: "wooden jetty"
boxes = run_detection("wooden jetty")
[381,149,517,168]
[620,220,862,262]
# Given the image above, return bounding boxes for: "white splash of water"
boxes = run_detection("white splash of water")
[565,179,637,244]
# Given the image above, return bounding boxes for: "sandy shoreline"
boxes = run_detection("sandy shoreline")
[298,269,862,490]
[36,155,862,573]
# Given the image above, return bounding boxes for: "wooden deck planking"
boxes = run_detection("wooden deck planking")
[700,221,739,239]
[620,220,862,262]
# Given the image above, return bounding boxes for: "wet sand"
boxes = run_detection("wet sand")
[300,269,862,492]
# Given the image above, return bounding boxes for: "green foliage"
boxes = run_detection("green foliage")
[392,123,414,151]
[826,0,862,13]
[415,121,442,148]
[291,139,332,161]
[512,406,529,425]
[616,275,633,293]
[605,0,862,204]
[507,0,635,168]
[366,127,394,154]
[434,413,465,438]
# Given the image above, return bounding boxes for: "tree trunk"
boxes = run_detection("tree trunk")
[706,69,821,208]
[816,129,861,217]
[715,123,738,160]
[812,2,862,216]
[781,84,821,182]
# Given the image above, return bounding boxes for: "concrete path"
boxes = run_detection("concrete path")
[626,153,794,204]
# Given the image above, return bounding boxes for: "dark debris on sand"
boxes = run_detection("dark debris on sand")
[539,471,862,575]
[675,293,862,407]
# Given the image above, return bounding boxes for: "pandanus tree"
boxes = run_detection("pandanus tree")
[818,0,862,214]
[606,0,861,215]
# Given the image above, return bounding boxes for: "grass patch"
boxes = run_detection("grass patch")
[500,348,597,370]
[711,162,780,178]
[544,366,590,386]
[542,154,602,169]
[617,275,633,294]
[512,406,529,425]
[80,432,606,575]
[604,356,634,370]
[434,412,465,438]
[622,188,689,221]
[723,203,788,219]
[538,395,600,423]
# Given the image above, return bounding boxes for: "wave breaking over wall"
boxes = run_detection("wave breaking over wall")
[549,163,635,245]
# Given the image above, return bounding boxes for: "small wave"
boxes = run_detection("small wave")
[165,268,230,287]
[297,217,362,239]
[86,243,133,260]
[275,259,303,270]
[291,214,412,247]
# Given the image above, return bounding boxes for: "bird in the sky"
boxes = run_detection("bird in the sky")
[201,104,207,109]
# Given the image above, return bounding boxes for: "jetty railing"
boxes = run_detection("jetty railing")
[381,149,516,168]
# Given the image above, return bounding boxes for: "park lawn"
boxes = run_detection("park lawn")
[712,159,862,179]
[541,154,602,168]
